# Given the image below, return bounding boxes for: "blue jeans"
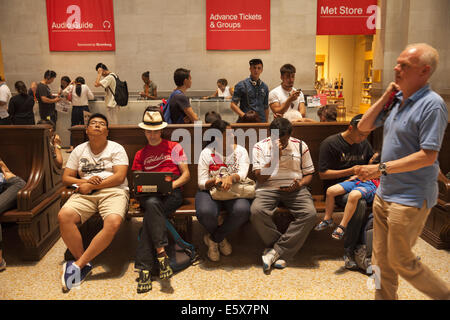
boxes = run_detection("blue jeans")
[195,190,251,243]
[134,188,183,271]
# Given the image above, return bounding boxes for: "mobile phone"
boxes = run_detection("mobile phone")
[280,185,290,189]
[384,89,399,111]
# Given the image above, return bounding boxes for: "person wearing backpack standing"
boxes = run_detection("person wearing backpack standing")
[164,68,199,124]
[94,63,119,124]
[133,107,190,293]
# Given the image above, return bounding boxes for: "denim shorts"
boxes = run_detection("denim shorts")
[339,179,377,203]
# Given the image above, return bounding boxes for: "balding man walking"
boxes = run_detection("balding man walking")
[357,43,449,300]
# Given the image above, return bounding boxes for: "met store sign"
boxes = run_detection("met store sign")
[317,0,378,35]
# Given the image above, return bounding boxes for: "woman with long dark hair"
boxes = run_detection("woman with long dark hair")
[8,81,35,124]
[196,120,251,262]
[63,76,94,151]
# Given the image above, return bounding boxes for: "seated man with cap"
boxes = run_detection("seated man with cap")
[133,107,190,294]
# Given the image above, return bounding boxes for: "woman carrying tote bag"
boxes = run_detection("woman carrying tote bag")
[195,119,253,262]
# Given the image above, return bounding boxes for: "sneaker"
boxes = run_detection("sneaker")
[263,249,286,269]
[219,238,232,256]
[273,259,287,269]
[343,254,358,270]
[204,234,220,262]
[137,269,152,294]
[262,248,280,273]
[157,254,173,280]
[0,259,6,272]
[61,261,92,292]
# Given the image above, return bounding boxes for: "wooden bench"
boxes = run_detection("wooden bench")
[67,120,450,248]
[68,122,371,239]
[0,125,64,260]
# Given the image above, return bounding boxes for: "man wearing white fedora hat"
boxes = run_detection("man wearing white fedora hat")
[133,107,190,293]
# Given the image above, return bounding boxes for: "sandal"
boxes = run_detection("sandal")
[332,225,346,240]
[314,218,334,231]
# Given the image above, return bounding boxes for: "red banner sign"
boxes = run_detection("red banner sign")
[317,0,378,35]
[206,0,270,50]
[46,0,115,51]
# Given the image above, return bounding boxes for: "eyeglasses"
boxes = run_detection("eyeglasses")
[88,121,107,127]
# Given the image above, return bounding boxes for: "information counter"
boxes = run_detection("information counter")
[41,97,320,147]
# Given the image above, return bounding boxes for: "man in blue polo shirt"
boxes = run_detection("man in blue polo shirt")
[357,43,449,300]
[230,58,269,122]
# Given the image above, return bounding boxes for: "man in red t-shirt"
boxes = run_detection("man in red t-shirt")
[133,108,190,294]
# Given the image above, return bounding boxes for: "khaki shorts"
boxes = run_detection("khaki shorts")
[62,187,130,224]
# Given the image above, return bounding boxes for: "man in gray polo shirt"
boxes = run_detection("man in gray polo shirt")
[357,43,449,300]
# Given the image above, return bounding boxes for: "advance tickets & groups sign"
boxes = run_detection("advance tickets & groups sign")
[206,0,270,50]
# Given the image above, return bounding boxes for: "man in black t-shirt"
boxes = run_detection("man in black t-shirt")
[168,68,199,124]
[318,114,374,270]
[36,70,60,124]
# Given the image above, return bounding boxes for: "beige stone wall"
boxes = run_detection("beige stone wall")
[0,0,317,95]
[376,0,449,100]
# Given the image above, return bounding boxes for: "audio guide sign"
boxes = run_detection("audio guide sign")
[317,0,378,35]
[206,0,270,50]
[46,0,115,51]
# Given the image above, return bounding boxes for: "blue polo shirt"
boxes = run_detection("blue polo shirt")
[232,77,269,122]
[375,84,448,208]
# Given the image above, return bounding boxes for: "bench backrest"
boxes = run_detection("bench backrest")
[0,125,62,210]
[71,122,379,197]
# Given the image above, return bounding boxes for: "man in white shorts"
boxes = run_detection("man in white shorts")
[269,64,314,123]
[94,63,119,124]
[58,113,129,291]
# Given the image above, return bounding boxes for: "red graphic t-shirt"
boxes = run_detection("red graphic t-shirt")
[132,139,187,176]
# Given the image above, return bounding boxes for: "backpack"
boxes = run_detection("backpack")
[107,74,129,106]
[161,89,183,124]
[138,218,198,275]
[354,213,374,273]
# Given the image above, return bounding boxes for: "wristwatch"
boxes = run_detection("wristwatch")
[378,163,388,176]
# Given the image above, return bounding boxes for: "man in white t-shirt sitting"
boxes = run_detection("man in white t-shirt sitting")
[269,64,314,123]
[0,76,12,125]
[251,117,317,273]
[58,113,129,292]
[94,63,119,124]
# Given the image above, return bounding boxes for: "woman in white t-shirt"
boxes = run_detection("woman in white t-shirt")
[196,119,251,262]
[64,77,95,151]
[202,78,233,100]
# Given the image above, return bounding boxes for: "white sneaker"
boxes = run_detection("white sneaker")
[263,248,286,269]
[262,248,280,272]
[219,238,232,256]
[204,234,220,262]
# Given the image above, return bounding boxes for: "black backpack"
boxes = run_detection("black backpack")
[107,74,129,106]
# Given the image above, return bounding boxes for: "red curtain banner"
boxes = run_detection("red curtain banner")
[46,0,115,51]
[206,0,270,50]
[317,0,378,35]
